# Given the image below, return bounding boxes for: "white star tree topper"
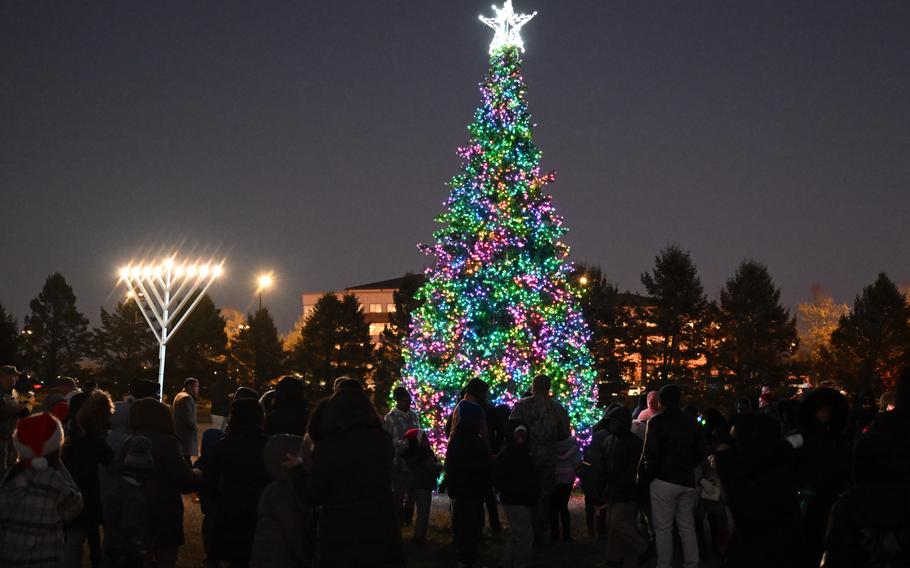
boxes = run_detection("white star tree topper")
[479,0,537,55]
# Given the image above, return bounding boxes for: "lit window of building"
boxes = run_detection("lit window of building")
[387,303,397,313]
[369,323,387,337]
[369,303,382,313]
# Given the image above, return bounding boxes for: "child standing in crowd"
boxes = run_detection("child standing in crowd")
[194,427,224,568]
[250,434,315,568]
[551,435,580,541]
[102,435,154,568]
[0,412,84,568]
[493,423,539,568]
[400,428,443,543]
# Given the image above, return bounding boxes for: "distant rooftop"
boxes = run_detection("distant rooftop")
[345,274,425,291]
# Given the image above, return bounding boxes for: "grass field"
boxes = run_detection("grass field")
[173,491,721,567]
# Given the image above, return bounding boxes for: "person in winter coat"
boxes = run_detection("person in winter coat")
[597,405,647,568]
[250,434,315,568]
[102,435,154,568]
[208,374,232,431]
[304,387,405,568]
[0,412,84,568]
[129,398,202,568]
[265,376,310,437]
[636,391,660,422]
[193,427,225,567]
[795,387,851,566]
[493,422,539,568]
[172,378,199,461]
[551,435,580,541]
[822,428,910,567]
[207,398,270,568]
[638,384,710,568]
[580,411,612,539]
[716,413,804,568]
[384,386,420,525]
[400,428,443,542]
[509,374,570,537]
[446,398,492,568]
[869,366,910,484]
[846,392,878,441]
[61,390,115,568]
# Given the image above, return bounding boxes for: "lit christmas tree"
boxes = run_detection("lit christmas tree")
[402,1,598,452]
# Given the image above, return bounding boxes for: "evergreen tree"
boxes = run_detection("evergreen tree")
[373,274,424,410]
[573,264,636,384]
[92,300,157,393]
[22,273,89,381]
[715,260,797,386]
[796,284,849,382]
[164,293,228,397]
[292,293,373,399]
[640,246,708,382]
[828,273,910,391]
[402,35,598,450]
[0,304,19,365]
[231,307,285,391]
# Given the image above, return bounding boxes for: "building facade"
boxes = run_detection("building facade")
[301,276,417,344]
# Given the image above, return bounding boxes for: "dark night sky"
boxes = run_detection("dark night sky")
[2,1,909,332]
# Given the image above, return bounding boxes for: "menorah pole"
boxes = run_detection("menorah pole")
[157,267,172,398]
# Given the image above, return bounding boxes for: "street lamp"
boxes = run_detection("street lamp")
[257,272,274,310]
[117,256,225,397]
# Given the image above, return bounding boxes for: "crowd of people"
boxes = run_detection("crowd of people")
[0,361,908,568]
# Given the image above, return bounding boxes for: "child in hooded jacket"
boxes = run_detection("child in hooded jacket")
[493,422,539,568]
[250,434,315,568]
[400,428,443,543]
[551,435,580,541]
[102,435,154,568]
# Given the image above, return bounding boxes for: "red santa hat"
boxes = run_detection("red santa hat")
[13,412,64,470]
[403,428,424,445]
[51,400,70,423]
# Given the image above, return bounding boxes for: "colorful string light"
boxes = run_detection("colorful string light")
[402,43,598,455]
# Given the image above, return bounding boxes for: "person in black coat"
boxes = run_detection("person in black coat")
[716,413,804,568]
[265,376,310,436]
[303,387,405,568]
[62,390,115,568]
[869,366,910,484]
[128,398,202,568]
[598,405,647,568]
[794,387,851,566]
[822,428,910,567]
[446,399,492,568]
[493,421,538,568]
[207,398,270,568]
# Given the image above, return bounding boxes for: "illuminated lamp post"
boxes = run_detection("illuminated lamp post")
[117,257,224,397]
[256,272,273,310]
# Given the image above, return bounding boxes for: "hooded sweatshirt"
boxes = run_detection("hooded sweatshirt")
[554,436,581,485]
[493,424,539,507]
[250,435,314,568]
